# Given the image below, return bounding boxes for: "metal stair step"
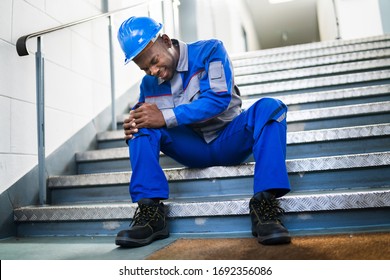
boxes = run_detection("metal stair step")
[15,189,390,221]
[287,101,390,132]
[13,189,390,236]
[115,75,390,130]
[242,84,390,111]
[63,151,390,187]
[234,48,390,76]
[236,58,390,86]
[47,152,390,204]
[115,101,390,133]
[99,84,389,149]
[239,70,390,97]
[93,122,390,152]
[77,123,390,173]
[288,101,390,122]
[231,35,390,64]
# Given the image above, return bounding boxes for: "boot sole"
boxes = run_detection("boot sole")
[253,231,291,245]
[115,227,169,248]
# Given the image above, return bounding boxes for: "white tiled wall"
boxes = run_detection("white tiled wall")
[336,0,384,39]
[0,0,13,42]
[0,96,11,153]
[0,0,145,193]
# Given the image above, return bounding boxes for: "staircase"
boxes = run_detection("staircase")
[14,35,390,238]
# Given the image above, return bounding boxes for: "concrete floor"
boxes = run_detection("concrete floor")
[0,236,175,260]
[0,232,253,260]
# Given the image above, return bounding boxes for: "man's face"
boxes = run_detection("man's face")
[133,35,178,81]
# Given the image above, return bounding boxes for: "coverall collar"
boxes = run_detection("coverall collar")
[158,39,188,84]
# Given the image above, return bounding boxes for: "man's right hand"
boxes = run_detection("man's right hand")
[123,110,138,140]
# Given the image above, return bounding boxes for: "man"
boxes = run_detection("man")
[115,16,291,248]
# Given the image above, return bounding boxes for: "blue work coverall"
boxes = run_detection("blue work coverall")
[128,39,290,202]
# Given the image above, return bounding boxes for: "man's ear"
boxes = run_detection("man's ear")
[161,34,172,47]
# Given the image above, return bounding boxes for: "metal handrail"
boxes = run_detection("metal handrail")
[16,4,143,56]
[14,2,147,205]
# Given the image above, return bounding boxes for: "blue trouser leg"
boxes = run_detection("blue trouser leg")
[128,129,170,202]
[129,126,214,202]
[252,120,290,197]
[212,97,290,197]
[128,97,290,202]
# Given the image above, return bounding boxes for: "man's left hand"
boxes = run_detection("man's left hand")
[131,103,166,128]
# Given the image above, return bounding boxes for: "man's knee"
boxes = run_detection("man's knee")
[255,97,286,109]
[252,97,287,122]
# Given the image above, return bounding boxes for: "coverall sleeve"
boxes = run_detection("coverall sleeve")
[165,40,234,127]
[131,88,145,110]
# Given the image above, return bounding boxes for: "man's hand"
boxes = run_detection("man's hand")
[123,103,166,140]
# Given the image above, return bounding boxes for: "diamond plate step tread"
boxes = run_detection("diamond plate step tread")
[97,130,123,142]
[239,70,390,96]
[13,189,390,222]
[77,123,390,162]
[231,35,390,63]
[49,151,390,188]
[235,48,390,76]
[77,147,129,161]
[236,58,390,86]
[287,123,390,144]
[242,84,390,109]
[287,101,390,122]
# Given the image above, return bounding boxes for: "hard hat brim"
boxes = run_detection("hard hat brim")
[123,23,163,64]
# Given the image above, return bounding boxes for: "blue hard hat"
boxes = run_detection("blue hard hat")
[117,16,163,64]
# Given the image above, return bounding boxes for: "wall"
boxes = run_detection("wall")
[194,0,259,54]
[378,0,390,34]
[0,0,180,238]
[336,0,383,40]
[178,0,256,52]
[0,0,148,195]
[178,0,198,43]
[317,0,339,41]
[317,0,385,41]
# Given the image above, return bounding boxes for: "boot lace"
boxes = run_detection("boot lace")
[131,204,159,226]
[252,197,285,222]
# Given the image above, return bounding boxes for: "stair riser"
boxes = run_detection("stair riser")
[49,178,253,204]
[169,209,390,235]
[288,113,390,132]
[98,140,127,149]
[289,167,390,193]
[241,84,390,111]
[287,137,390,159]
[77,156,180,174]
[49,186,131,205]
[15,208,390,237]
[286,95,390,111]
[238,75,390,98]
